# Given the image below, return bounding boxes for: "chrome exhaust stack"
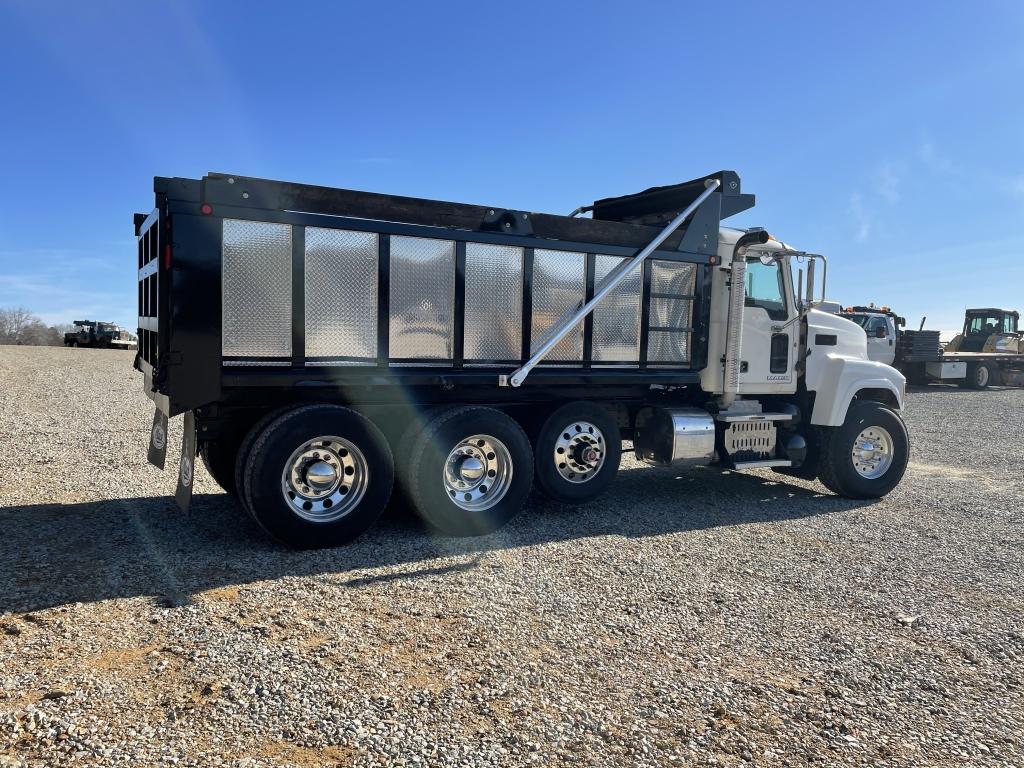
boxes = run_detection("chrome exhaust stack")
[721,229,770,408]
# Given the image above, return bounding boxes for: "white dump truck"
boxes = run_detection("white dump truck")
[135,171,909,548]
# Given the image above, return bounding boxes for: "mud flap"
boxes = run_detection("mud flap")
[174,411,197,513]
[147,409,169,469]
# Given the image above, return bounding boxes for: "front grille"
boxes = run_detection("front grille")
[137,213,160,366]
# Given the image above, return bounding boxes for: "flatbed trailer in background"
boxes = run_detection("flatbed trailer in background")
[134,170,910,548]
[843,306,1024,388]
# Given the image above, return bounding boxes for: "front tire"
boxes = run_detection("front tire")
[817,401,909,499]
[242,405,394,548]
[533,401,621,503]
[409,406,533,536]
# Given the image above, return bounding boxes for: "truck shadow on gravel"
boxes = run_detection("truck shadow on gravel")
[0,468,868,614]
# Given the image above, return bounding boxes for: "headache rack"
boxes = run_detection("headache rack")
[135,170,753,415]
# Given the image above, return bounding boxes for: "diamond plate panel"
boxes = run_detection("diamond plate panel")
[651,260,696,296]
[592,255,641,362]
[531,249,585,362]
[465,242,523,362]
[222,219,292,358]
[647,330,691,365]
[649,297,693,329]
[389,235,455,361]
[304,227,378,361]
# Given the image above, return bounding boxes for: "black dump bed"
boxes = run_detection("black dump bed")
[134,171,753,416]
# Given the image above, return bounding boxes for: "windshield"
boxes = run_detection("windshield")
[966,314,1003,335]
[845,314,871,328]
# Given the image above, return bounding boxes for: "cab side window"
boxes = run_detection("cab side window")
[744,259,787,321]
[865,317,888,338]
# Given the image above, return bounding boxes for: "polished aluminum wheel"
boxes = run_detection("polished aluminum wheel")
[553,421,605,483]
[851,425,894,479]
[443,434,513,511]
[281,436,368,522]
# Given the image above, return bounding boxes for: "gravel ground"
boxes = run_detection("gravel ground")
[0,344,1022,768]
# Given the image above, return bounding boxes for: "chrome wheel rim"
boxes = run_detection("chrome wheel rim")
[977,365,990,387]
[281,436,368,522]
[851,426,894,479]
[443,434,513,511]
[553,421,605,483]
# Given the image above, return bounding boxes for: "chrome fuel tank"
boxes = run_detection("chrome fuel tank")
[634,407,715,466]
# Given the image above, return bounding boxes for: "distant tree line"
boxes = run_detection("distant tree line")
[0,306,73,346]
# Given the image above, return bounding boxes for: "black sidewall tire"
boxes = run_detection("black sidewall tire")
[533,402,621,503]
[245,406,394,548]
[200,440,240,495]
[235,407,295,518]
[827,402,909,499]
[393,406,449,505]
[410,407,533,537]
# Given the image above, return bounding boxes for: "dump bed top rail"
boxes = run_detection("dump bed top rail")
[145,170,752,252]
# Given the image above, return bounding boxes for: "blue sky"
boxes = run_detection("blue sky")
[1,1,1022,334]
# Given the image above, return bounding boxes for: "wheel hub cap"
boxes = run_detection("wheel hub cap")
[304,460,338,489]
[553,421,605,484]
[457,456,486,482]
[851,426,894,480]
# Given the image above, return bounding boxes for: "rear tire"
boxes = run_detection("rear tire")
[200,441,239,495]
[966,362,993,390]
[235,408,293,518]
[816,401,909,499]
[533,401,621,504]
[409,406,533,537]
[393,406,448,505]
[242,405,394,548]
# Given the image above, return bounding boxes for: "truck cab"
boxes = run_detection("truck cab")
[839,306,904,365]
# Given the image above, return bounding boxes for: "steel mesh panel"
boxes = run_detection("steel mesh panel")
[464,242,523,362]
[531,249,585,362]
[304,227,378,361]
[222,219,292,358]
[389,235,455,361]
[651,260,696,296]
[647,330,691,365]
[592,255,641,362]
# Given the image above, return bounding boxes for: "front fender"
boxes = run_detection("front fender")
[807,354,905,426]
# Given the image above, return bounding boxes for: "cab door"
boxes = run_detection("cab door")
[864,316,895,364]
[738,255,797,394]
